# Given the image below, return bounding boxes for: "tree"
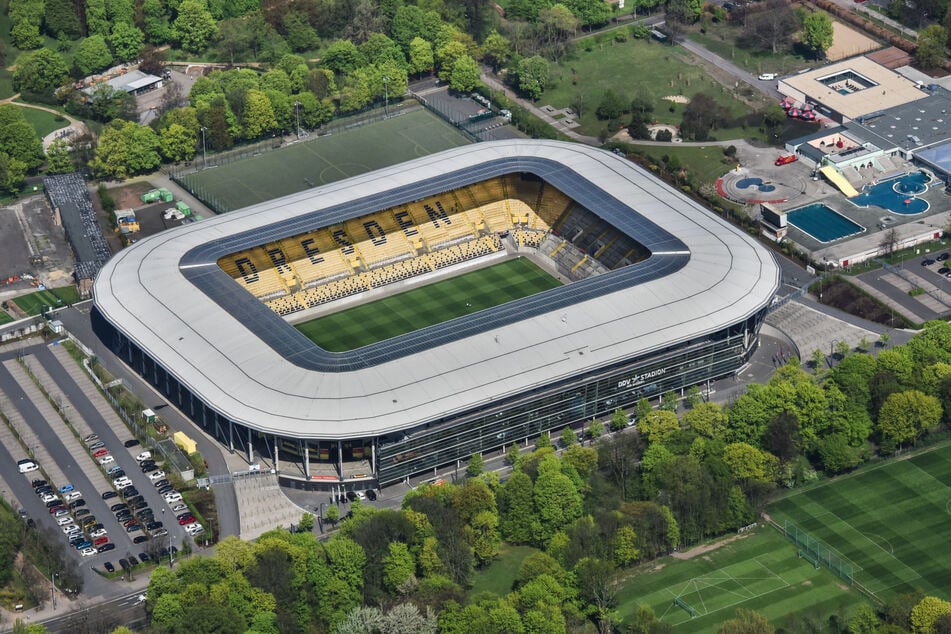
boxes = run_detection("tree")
[0,153,28,194]
[408,37,435,77]
[11,19,43,49]
[241,89,277,138]
[467,510,501,567]
[817,433,860,474]
[109,22,145,62]
[44,0,82,39]
[516,55,550,101]
[174,0,219,53]
[742,0,799,53]
[596,90,628,121]
[588,420,604,440]
[575,557,619,631]
[666,0,703,23]
[682,402,726,437]
[681,93,728,141]
[448,55,481,93]
[611,407,629,431]
[282,11,319,52]
[481,31,511,72]
[912,597,951,634]
[722,442,777,482]
[325,504,340,526]
[13,49,70,97]
[74,35,115,77]
[85,0,110,36]
[91,120,161,179]
[878,390,942,449]
[916,25,948,69]
[45,139,75,174]
[801,11,833,59]
[560,427,578,448]
[499,471,534,543]
[533,457,583,543]
[466,453,484,477]
[719,609,774,634]
[382,541,416,593]
[639,410,680,444]
[0,119,44,169]
[613,525,640,566]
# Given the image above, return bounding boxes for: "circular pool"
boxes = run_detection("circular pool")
[735,177,776,193]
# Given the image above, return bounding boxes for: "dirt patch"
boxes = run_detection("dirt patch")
[107,182,156,210]
[814,276,910,328]
[663,95,690,104]
[671,532,751,560]
[802,580,813,586]
[826,21,882,62]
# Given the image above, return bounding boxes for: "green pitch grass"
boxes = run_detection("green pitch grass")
[615,528,864,632]
[178,108,470,212]
[297,258,561,351]
[0,311,14,325]
[13,287,80,316]
[770,443,951,600]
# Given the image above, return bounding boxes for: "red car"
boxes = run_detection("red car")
[93,536,109,546]
[93,449,109,458]
[178,516,195,525]
[775,155,798,166]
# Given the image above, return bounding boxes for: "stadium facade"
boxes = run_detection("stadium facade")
[92,140,780,488]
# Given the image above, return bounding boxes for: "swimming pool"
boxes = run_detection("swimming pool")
[735,177,776,193]
[788,204,865,243]
[851,171,931,214]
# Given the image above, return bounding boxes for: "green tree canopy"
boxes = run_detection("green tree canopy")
[174,0,219,53]
[878,390,942,448]
[517,55,550,101]
[13,49,70,97]
[109,22,145,62]
[74,35,115,76]
[91,119,161,179]
[801,11,834,58]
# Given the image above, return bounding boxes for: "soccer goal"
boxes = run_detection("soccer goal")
[784,520,854,584]
[673,597,697,618]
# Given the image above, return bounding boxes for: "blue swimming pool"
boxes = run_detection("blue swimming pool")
[788,204,865,243]
[851,171,931,214]
[735,177,776,193]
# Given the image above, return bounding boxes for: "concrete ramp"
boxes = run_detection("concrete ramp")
[820,165,860,198]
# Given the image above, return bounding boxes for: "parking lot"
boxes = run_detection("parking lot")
[856,250,951,323]
[0,342,192,592]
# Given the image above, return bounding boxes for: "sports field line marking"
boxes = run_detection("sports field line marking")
[816,508,921,587]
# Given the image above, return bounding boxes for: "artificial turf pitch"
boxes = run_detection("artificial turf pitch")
[296,258,561,351]
[177,109,470,212]
[769,443,951,600]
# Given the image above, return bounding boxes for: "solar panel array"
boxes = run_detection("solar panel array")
[44,173,112,278]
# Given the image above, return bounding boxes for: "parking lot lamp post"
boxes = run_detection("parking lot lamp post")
[200,127,207,170]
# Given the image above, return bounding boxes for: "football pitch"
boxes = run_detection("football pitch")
[177,109,470,212]
[13,287,80,315]
[296,258,561,351]
[615,528,863,631]
[769,443,951,600]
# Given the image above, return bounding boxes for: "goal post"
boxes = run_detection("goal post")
[784,520,854,584]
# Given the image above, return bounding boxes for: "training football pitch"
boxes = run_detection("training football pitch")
[615,527,863,631]
[177,108,470,212]
[769,443,951,600]
[296,258,561,351]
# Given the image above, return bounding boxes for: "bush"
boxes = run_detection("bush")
[655,129,673,142]
[97,183,116,213]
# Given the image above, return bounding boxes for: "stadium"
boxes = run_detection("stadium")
[92,140,780,488]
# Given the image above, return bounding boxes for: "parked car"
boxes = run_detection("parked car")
[126,524,142,533]
[93,449,109,458]
[146,521,163,531]
[81,547,97,557]
[135,451,152,462]
[922,259,936,266]
[365,489,377,501]
[185,523,205,536]
[122,487,140,498]
[138,552,151,562]
[90,528,108,539]
[98,455,115,465]
[83,434,99,444]
[119,559,130,570]
[147,471,166,481]
[774,154,797,166]
[133,535,149,544]
[67,499,86,510]
[124,439,140,448]
[758,72,778,80]
[151,528,168,537]
[104,561,115,572]
[64,491,82,501]
[93,536,109,546]
[56,516,73,526]
[31,479,47,489]
[106,466,124,476]
[171,503,188,513]
[938,253,950,262]
[178,515,195,525]
[101,491,118,500]
[111,503,128,513]
[98,543,116,553]
[74,540,93,550]
[157,485,174,495]
[88,441,105,450]
[164,492,182,503]
[74,509,91,519]
[153,479,170,489]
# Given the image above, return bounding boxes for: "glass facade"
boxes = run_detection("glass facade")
[93,304,768,488]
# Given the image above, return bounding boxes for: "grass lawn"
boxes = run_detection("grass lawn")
[0,69,14,99]
[468,545,541,598]
[640,145,738,186]
[685,24,814,77]
[537,34,764,139]
[17,106,70,138]
[770,442,951,601]
[13,286,80,316]
[616,527,865,631]
[297,258,562,351]
[178,109,471,212]
[0,311,14,325]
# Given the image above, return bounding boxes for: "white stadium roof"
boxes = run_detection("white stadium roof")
[94,140,779,440]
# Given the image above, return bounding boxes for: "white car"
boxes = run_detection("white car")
[81,547,97,557]
[185,523,204,536]
[41,494,58,504]
[171,503,188,513]
[147,471,166,481]
[89,528,108,538]
[135,451,152,462]
[63,524,80,534]
[113,477,132,488]
[56,516,73,526]
[758,72,778,81]
[164,492,182,503]
[18,462,38,473]
[64,491,82,501]
[98,455,115,465]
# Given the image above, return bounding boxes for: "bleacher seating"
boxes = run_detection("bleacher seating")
[218,175,596,318]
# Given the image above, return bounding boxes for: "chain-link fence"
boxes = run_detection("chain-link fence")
[784,520,855,584]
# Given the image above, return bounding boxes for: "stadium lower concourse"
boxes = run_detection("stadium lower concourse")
[92,140,780,489]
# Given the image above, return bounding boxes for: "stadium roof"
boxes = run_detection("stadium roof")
[93,141,780,440]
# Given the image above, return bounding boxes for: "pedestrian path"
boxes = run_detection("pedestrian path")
[233,474,308,541]
[766,300,877,360]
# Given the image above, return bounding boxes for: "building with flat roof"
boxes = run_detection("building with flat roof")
[92,141,779,488]
[779,57,927,123]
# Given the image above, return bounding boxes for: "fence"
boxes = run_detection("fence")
[782,519,855,585]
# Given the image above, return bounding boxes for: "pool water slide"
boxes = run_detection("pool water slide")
[819,166,860,198]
